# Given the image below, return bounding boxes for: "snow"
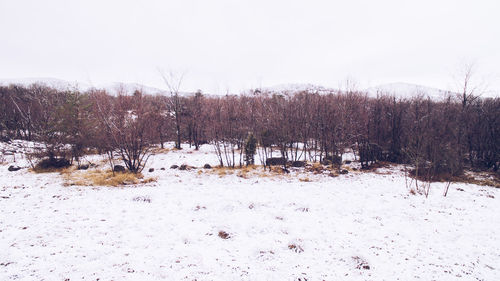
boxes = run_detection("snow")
[1,142,499,280]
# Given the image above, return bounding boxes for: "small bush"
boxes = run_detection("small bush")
[113,165,126,172]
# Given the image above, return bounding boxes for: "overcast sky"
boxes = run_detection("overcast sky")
[0,0,499,94]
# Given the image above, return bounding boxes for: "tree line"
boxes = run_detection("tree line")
[0,83,498,177]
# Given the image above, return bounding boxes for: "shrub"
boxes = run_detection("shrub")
[34,157,71,171]
[244,132,257,166]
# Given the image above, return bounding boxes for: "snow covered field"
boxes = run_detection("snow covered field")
[1,143,499,280]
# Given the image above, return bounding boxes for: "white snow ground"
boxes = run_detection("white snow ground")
[1,143,499,280]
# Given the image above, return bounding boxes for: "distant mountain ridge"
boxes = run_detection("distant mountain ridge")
[253,83,333,95]
[1,77,496,99]
[0,77,170,96]
[366,82,455,100]
[252,82,454,100]
[260,82,497,99]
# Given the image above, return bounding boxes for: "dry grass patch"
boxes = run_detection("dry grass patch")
[343,165,359,173]
[237,165,258,178]
[31,166,75,174]
[408,169,499,188]
[152,147,174,154]
[216,168,230,177]
[207,164,296,179]
[63,169,156,187]
[237,170,248,179]
[268,166,289,174]
[459,173,500,188]
[141,176,158,184]
[328,172,339,177]
[306,163,326,174]
[209,165,260,178]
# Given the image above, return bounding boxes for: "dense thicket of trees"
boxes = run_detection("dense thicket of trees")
[1,84,498,175]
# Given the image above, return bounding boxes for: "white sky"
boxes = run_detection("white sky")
[0,0,499,94]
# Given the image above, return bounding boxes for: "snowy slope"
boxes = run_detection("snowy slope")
[1,142,499,280]
[0,78,168,96]
[254,83,334,95]
[366,83,453,100]
[0,77,90,91]
[91,82,166,96]
[255,82,456,100]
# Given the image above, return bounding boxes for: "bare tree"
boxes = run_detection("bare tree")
[453,62,488,168]
[159,70,185,149]
[91,90,154,173]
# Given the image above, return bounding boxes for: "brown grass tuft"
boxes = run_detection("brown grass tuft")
[218,230,231,239]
